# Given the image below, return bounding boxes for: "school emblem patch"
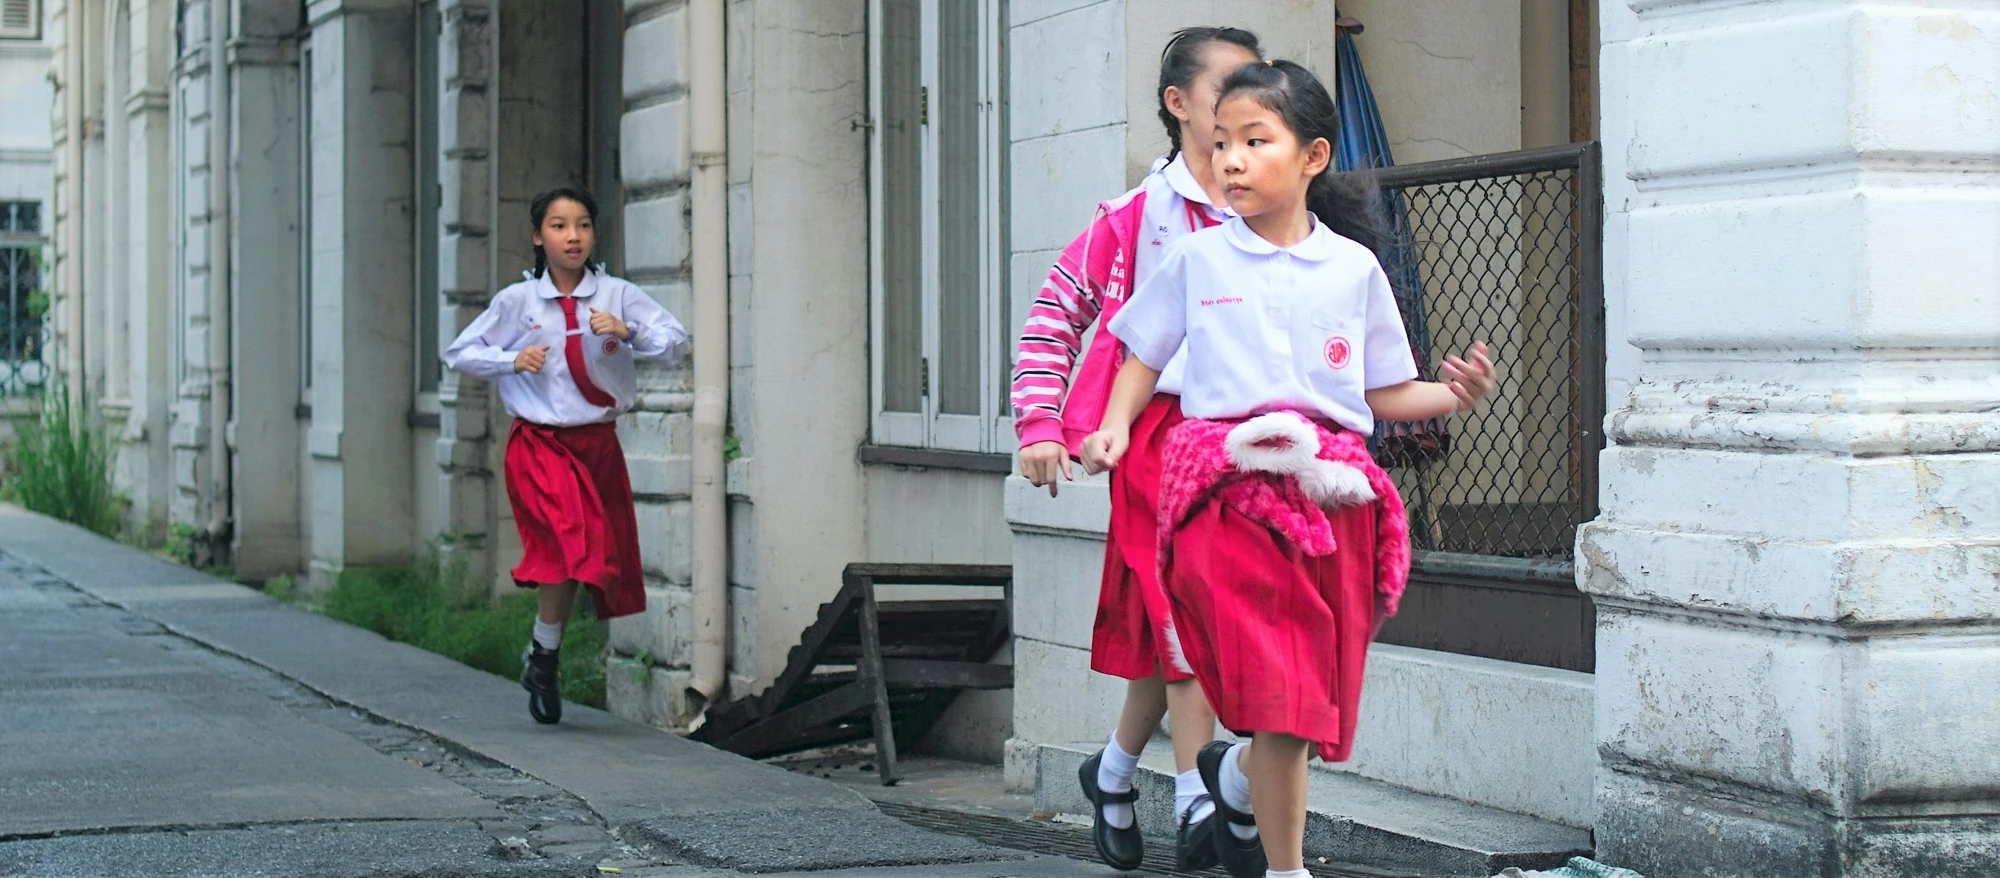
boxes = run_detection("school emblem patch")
[603,338,619,354]
[1323,337,1352,370]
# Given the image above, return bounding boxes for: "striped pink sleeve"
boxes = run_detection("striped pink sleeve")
[1011,214,1117,449]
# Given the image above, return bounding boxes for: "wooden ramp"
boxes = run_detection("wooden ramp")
[692,563,1013,785]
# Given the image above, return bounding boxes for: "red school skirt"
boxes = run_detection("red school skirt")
[1089,394,1192,683]
[1162,495,1381,762]
[503,419,646,619]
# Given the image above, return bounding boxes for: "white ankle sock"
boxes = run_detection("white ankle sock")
[532,618,564,651]
[1174,768,1213,826]
[1266,870,1311,878]
[1220,743,1258,840]
[1096,735,1140,830]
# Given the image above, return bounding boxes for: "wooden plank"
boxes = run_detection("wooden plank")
[882,659,1013,690]
[756,577,863,715]
[843,562,1013,587]
[855,573,901,786]
[715,681,876,757]
[874,599,1009,615]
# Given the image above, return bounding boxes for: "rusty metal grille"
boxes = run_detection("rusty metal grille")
[0,201,47,399]
[1356,144,1603,564]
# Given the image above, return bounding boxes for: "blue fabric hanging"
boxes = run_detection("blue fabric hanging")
[1333,28,1448,463]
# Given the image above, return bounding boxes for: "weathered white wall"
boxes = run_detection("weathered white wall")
[1582,2,2000,874]
[1334,0,1522,164]
[0,9,53,204]
[305,0,417,583]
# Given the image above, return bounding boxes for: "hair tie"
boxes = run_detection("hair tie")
[1265,58,1275,66]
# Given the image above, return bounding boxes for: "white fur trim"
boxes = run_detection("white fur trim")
[1162,615,1194,675]
[1297,459,1377,508]
[1224,413,1321,474]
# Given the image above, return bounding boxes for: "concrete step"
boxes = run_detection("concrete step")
[1034,740,1593,877]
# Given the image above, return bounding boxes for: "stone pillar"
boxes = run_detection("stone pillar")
[1581,3,2000,875]
[170,0,221,532]
[228,0,305,577]
[305,0,416,585]
[120,0,176,545]
[434,0,497,587]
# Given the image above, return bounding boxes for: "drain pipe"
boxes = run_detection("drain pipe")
[686,0,730,711]
[206,0,234,559]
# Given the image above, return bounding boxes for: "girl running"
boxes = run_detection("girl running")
[1083,60,1497,878]
[1011,26,1260,873]
[444,186,689,726]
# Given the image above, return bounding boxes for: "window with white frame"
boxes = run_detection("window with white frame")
[868,0,1007,452]
[0,0,39,40]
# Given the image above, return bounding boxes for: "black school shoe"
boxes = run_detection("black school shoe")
[1176,793,1222,871]
[521,642,562,725]
[1077,749,1144,870]
[1197,741,1267,878]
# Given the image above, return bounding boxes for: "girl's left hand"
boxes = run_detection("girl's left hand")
[588,308,631,341]
[1438,341,1496,413]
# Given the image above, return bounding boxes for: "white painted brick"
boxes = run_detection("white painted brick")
[1008,0,1124,138]
[1627,10,1853,180]
[1317,645,1596,828]
[1853,9,1999,154]
[621,99,690,188]
[1596,610,1844,801]
[1009,124,1126,253]
[640,282,693,330]
[624,5,688,98]
[1005,470,1111,537]
[1008,532,1105,650]
[1010,636,1129,748]
[609,584,693,667]
[632,499,692,584]
[1852,634,2000,800]
[727,182,752,277]
[1857,188,2000,347]
[624,194,689,274]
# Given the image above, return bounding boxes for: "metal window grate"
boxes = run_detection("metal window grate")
[1,201,47,398]
[0,0,38,39]
[1355,144,1604,564]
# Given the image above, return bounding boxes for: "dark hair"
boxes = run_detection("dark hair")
[529,186,602,279]
[1156,26,1262,158]
[1215,60,1382,253]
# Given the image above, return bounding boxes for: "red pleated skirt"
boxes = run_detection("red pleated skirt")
[1162,496,1381,762]
[1089,394,1192,683]
[503,419,646,619]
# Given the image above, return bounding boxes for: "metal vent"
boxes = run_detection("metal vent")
[0,0,38,39]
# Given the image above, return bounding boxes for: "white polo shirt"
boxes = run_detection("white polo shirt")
[1108,215,1418,433]
[1136,155,1234,396]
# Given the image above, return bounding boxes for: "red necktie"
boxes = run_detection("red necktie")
[557,296,618,408]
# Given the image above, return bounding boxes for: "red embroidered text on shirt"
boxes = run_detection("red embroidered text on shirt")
[1199,297,1245,307]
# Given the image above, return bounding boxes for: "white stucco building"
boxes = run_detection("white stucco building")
[1,0,51,405]
[43,1,1998,875]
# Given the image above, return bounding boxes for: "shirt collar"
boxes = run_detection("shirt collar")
[1220,214,1338,261]
[1163,154,1235,217]
[535,268,601,299]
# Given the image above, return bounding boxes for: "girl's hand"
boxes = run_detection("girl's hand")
[588,308,631,340]
[514,345,549,373]
[1019,441,1074,497]
[1080,428,1129,475]
[1438,341,1497,414]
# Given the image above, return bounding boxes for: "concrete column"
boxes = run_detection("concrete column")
[305,0,416,585]
[228,0,304,577]
[1581,3,2000,875]
[434,0,496,586]
[170,0,219,532]
[119,0,176,544]
[605,0,702,729]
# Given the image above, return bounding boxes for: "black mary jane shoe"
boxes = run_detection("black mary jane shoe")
[1077,749,1144,871]
[521,642,563,725]
[1175,792,1222,871]
[1197,741,1267,878]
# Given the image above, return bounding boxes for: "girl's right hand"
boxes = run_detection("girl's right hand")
[1019,441,1074,497]
[1080,428,1129,475]
[514,345,549,373]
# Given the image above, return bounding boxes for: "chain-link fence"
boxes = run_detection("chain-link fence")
[1,201,48,399]
[1358,144,1603,565]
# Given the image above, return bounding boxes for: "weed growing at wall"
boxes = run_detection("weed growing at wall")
[318,545,608,710]
[0,386,125,538]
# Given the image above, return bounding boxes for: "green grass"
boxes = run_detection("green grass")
[314,547,609,710]
[0,386,125,538]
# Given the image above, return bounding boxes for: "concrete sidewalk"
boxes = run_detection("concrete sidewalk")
[0,506,1112,877]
